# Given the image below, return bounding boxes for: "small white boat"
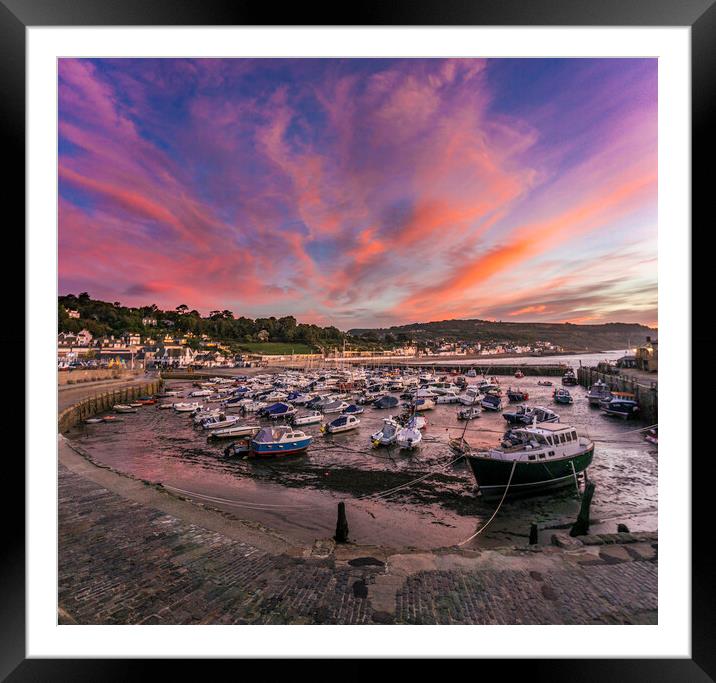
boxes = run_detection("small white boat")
[241,401,267,413]
[292,410,323,426]
[322,414,361,434]
[158,403,175,410]
[458,387,482,405]
[173,402,202,412]
[201,414,241,430]
[413,398,435,411]
[321,400,350,414]
[208,424,261,439]
[396,425,422,449]
[371,417,401,446]
[193,408,222,424]
[406,414,427,430]
[189,389,213,397]
[458,405,482,420]
[84,417,103,424]
[113,404,138,413]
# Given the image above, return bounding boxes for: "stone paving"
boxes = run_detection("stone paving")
[58,461,658,625]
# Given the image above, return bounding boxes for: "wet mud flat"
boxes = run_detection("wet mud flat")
[67,375,657,549]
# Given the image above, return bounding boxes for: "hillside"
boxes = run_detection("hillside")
[348,319,655,352]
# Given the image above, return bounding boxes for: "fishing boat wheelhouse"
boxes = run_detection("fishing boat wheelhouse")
[466,423,594,497]
[586,380,612,406]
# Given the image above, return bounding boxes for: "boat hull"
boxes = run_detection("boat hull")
[250,437,312,457]
[466,446,594,497]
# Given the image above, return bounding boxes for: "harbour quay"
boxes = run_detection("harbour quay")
[577,366,658,424]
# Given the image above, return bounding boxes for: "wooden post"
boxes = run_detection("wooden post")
[529,523,539,545]
[334,501,349,543]
[570,481,595,537]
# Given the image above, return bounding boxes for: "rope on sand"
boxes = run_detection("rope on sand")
[456,460,518,546]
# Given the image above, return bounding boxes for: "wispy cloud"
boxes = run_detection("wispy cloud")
[59,58,657,327]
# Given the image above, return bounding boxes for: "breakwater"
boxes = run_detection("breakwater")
[160,363,568,379]
[577,367,657,424]
[58,379,163,433]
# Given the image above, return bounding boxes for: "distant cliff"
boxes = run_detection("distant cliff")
[348,319,655,352]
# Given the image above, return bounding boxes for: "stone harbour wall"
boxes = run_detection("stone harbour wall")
[58,379,163,433]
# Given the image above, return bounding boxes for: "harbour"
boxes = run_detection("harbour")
[61,358,657,551]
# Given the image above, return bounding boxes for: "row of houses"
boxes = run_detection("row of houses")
[58,329,240,369]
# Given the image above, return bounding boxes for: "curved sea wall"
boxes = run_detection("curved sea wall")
[58,379,163,433]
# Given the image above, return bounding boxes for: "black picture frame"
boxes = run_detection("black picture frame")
[6,0,707,676]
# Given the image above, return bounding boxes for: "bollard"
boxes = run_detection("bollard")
[570,481,595,537]
[529,523,539,545]
[335,501,349,543]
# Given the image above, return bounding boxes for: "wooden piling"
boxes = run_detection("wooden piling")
[570,481,595,537]
[335,502,349,543]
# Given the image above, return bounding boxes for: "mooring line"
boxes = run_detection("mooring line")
[456,460,518,546]
[163,484,322,511]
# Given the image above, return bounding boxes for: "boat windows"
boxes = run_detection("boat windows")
[528,454,536,461]
[572,431,577,440]
[538,453,546,459]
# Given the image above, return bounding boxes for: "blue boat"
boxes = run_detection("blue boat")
[600,394,640,419]
[481,393,503,411]
[343,404,364,415]
[250,426,312,457]
[260,402,296,419]
[553,388,574,405]
[374,395,399,409]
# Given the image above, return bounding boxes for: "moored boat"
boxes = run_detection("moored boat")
[586,380,611,406]
[600,393,640,419]
[201,414,241,430]
[458,405,481,420]
[396,424,422,449]
[113,404,138,413]
[503,405,559,425]
[506,388,529,403]
[371,417,401,446]
[321,400,350,414]
[466,423,594,497]
[208,423,260,439]
[561,369,578,386]
[292,410,323,426]
[322,414,361,434]
[173,402,202,412]
[373,395,399,410]
[223,438,251,457]
[481,393,503,411]
[250,426,312,456]
[343,404,364,415]
[553,388,574,404]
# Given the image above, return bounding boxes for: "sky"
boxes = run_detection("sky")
[58,58,657,330]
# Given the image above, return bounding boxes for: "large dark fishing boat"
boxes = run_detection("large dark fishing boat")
[466,423,594,497]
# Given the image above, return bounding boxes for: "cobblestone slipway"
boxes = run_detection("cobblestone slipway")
[58,444,657,626]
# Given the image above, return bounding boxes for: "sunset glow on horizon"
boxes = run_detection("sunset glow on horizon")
[58,58,657,329]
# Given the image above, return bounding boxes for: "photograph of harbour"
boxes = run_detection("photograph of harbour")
[58,58,657,626]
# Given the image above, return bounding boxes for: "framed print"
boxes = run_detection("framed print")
[6,0,709,676]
